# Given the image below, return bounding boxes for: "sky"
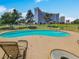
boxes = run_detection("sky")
[0,0,79,21]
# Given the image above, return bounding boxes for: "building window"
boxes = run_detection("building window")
[61,57,69,59]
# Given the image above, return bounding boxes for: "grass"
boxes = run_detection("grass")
[0,24,79,32]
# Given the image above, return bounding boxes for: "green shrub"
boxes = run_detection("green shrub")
[17,26,27,29]
[28,26,37,29]
[0,27,10,30]
[48,25,59,28]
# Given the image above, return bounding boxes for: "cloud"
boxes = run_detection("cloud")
[36,0,42,3]
[0,6,7,13]
[0,6,15,13]
[35,0,48,3]
[8,8,15,12]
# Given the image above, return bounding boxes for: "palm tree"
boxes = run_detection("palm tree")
[26,10,34,24]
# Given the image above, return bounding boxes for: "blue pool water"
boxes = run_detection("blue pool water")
[0,30,70,38]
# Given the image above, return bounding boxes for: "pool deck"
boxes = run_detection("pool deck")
[0,30,79,59]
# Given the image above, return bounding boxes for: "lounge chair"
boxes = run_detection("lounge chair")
[0,40,28,59]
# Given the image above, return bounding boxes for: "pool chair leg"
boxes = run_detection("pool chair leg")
[23,48,27,59]
[2,53,9,59]
[2,53,5,59]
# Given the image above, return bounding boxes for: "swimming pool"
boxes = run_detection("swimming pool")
[0,30,70,38]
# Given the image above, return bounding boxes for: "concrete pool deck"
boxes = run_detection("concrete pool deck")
[0,30,79,59]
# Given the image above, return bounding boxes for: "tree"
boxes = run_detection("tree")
[26,10,34,24]
[1,9,21,29]
[10,9,22,24]
[72,19,79,24]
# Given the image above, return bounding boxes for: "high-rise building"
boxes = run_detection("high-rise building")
[60,16,65,24]
[66,20,70,24]
[34,7,59,24]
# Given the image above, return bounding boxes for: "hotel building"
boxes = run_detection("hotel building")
[59,16,65,24]
[34,7,59,24]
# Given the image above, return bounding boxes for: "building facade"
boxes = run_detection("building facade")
[34,7,59,24]
[66,20,70,24]
[59,16,65,24]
